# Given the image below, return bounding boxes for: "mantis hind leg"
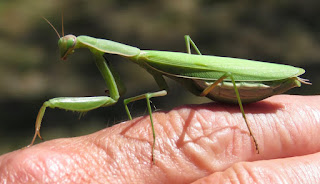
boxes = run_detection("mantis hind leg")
[200,73,260,154]
[184,35,259,153]
[123,90,167,163]
[184,35,202,55]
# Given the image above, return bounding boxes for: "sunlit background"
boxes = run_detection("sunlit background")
[0,0,319,155]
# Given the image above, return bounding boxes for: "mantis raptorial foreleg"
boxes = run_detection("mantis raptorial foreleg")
[29,52,122,146]
[185,35,259,153]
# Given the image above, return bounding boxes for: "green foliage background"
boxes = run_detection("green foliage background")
[0,0,318,154]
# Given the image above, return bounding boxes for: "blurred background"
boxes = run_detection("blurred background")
[0,0,318,155]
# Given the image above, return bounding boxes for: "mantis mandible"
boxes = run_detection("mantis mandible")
[29,17,311,162]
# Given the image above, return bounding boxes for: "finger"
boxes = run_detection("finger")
[150,95,320,174]
[191,151,320,184]
[244,95,320,157]
[0,95,319,183]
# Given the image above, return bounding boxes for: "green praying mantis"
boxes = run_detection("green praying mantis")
[28,17,311,162]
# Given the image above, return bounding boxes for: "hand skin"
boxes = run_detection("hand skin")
[1,95,320,184]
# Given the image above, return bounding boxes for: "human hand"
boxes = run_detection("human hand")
[1,95,320,183]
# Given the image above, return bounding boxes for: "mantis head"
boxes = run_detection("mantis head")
[58,35,77,60]
[42,15,77,60]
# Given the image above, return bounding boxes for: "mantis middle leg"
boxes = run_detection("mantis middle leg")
[123,69,168,163]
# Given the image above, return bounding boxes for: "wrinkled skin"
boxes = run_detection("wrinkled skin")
[1,95,320,184]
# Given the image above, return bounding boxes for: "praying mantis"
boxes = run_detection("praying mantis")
[28,17,310,162]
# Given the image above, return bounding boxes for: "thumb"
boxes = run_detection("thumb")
[192,152,320,184]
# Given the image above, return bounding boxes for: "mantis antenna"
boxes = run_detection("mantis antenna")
[61,12,64,37]
[42,16,61,38]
